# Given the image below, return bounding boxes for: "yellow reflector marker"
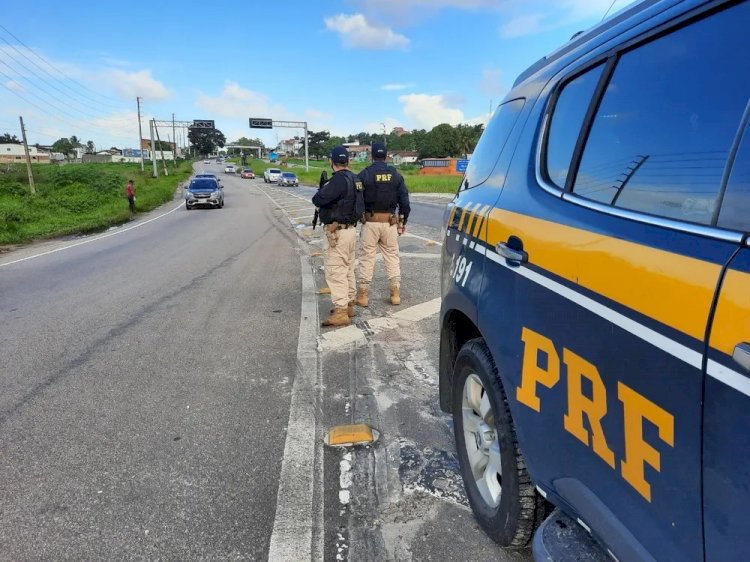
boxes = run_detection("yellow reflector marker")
[311,251,323,257]
[318,287,331,294]
[325,424,379,447]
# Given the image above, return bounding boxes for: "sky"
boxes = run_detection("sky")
[0,0,635,151]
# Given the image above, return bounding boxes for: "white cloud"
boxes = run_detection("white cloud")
[324,14,409,50]
[480,68,507,98]
[398,94,466,129]
[499,0,631,38]
[380,83,413,91]
[4,80,26,94]
[109,69,171,100]
[195,81,287,119]
[500,13,546,38]
[361,117,402,135]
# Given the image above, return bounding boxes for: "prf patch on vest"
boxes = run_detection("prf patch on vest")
[354,180,363,191]
[375,173,393,182]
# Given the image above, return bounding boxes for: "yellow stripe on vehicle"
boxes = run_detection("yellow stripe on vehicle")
[473,205,491,239]
[484,209,721,343]
[709,268,750,356]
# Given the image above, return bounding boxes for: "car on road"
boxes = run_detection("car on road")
[278,172,299,186]
[185,178,224,210]
[194,173,222,187]
[240,168,256,179]
[263,168,282,183]
[224,164,236,174]
[439,2,750,561]
[203,159,210,164]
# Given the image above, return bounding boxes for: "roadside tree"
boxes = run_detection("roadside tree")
[188,127,226,156]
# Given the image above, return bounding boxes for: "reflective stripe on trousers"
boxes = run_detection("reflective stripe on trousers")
[325,227,357,308]
[358,221,400,287]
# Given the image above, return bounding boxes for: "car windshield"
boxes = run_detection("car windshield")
[283,173,295,178]
[196,174,216,179]
[190,181,217,191]
[269,169,280,173]
[243,169,252,172]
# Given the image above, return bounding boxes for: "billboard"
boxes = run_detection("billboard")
[249,118,273,129]
[122,148,143,158]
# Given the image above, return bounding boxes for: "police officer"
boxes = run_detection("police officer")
[355,142,410,307]
[312,145,365,327]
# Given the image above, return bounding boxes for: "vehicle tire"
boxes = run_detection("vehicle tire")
[185,204,191,211]
[453,338,547,548]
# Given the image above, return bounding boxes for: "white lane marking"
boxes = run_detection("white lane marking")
[291,215,315,221]
[0,202,185,269]
[319,298,441,352]
[402,232,443,246]
[267,253,322,561]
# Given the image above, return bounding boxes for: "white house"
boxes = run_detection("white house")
[0,143,51,164]
[391,151,419,165]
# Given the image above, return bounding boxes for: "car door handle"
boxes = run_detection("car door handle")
[733,343,750,372]
[496,241,528,264]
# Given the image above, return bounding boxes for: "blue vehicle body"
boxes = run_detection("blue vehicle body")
[438,1,750,560]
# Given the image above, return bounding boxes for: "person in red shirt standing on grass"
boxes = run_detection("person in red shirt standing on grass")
[125,180,136,213]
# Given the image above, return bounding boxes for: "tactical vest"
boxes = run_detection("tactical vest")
[320,170,363,224]
[362,164,401,213]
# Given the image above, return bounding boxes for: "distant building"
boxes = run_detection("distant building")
[391,151,419,165]
[279,138,303,155]
[343,144,371,161]
[391,127,407,137]
[0,143,51,164]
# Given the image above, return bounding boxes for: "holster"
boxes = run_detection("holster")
[325,222,339,248]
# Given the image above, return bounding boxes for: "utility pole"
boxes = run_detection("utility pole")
[172,113,177,163]
[154,121,168,176]
[150,119,158,178]
[136,97,144,172]
[303,122,309,172]
[19,116,35,194]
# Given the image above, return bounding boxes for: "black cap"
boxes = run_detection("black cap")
[372,142,387,159]
[330,145,349,164]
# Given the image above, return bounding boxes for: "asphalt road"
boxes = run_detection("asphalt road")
[0,166,530,561]
[0,167,301,559]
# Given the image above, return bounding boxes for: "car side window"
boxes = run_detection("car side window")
[462,98,525,190]
[718,124,750,232]
[545,64,605,189]
[572,2,749,225]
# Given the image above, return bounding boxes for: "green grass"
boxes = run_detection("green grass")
[0,161,194,246]
[246,158,460,193]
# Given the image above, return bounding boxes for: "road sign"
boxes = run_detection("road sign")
[249,118,273,129]
[456,159,469,173]
[190,120,215,129]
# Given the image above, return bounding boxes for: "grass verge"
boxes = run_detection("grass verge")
[239,158,461,194]
[0,161,194,246]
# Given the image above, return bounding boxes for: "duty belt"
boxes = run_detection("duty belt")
[324,222,357,231]
[365,212,396,224]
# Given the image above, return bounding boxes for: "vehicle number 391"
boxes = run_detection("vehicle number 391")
[450,255,473,287]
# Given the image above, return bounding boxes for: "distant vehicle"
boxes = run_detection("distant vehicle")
[264,168,282,183]
[224,164,236,174]
[269,152,278,163]
[278,172,299,186]
[240,168,255,179]
[185,178,223,210]
[203,159,211,164]
[194,173,222,187]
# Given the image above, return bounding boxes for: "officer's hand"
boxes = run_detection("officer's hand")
[398,225,406,236]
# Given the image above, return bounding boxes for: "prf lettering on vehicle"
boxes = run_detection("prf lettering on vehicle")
[516,327,674,502]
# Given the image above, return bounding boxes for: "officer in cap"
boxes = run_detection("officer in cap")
[355,142,410,307]
[312,145,365,327]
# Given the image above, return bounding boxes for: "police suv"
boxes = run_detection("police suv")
[439,1,749,560]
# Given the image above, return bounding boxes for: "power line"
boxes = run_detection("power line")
[0,57,129,124]
[601,0,619,21]
[0,23,123,108]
